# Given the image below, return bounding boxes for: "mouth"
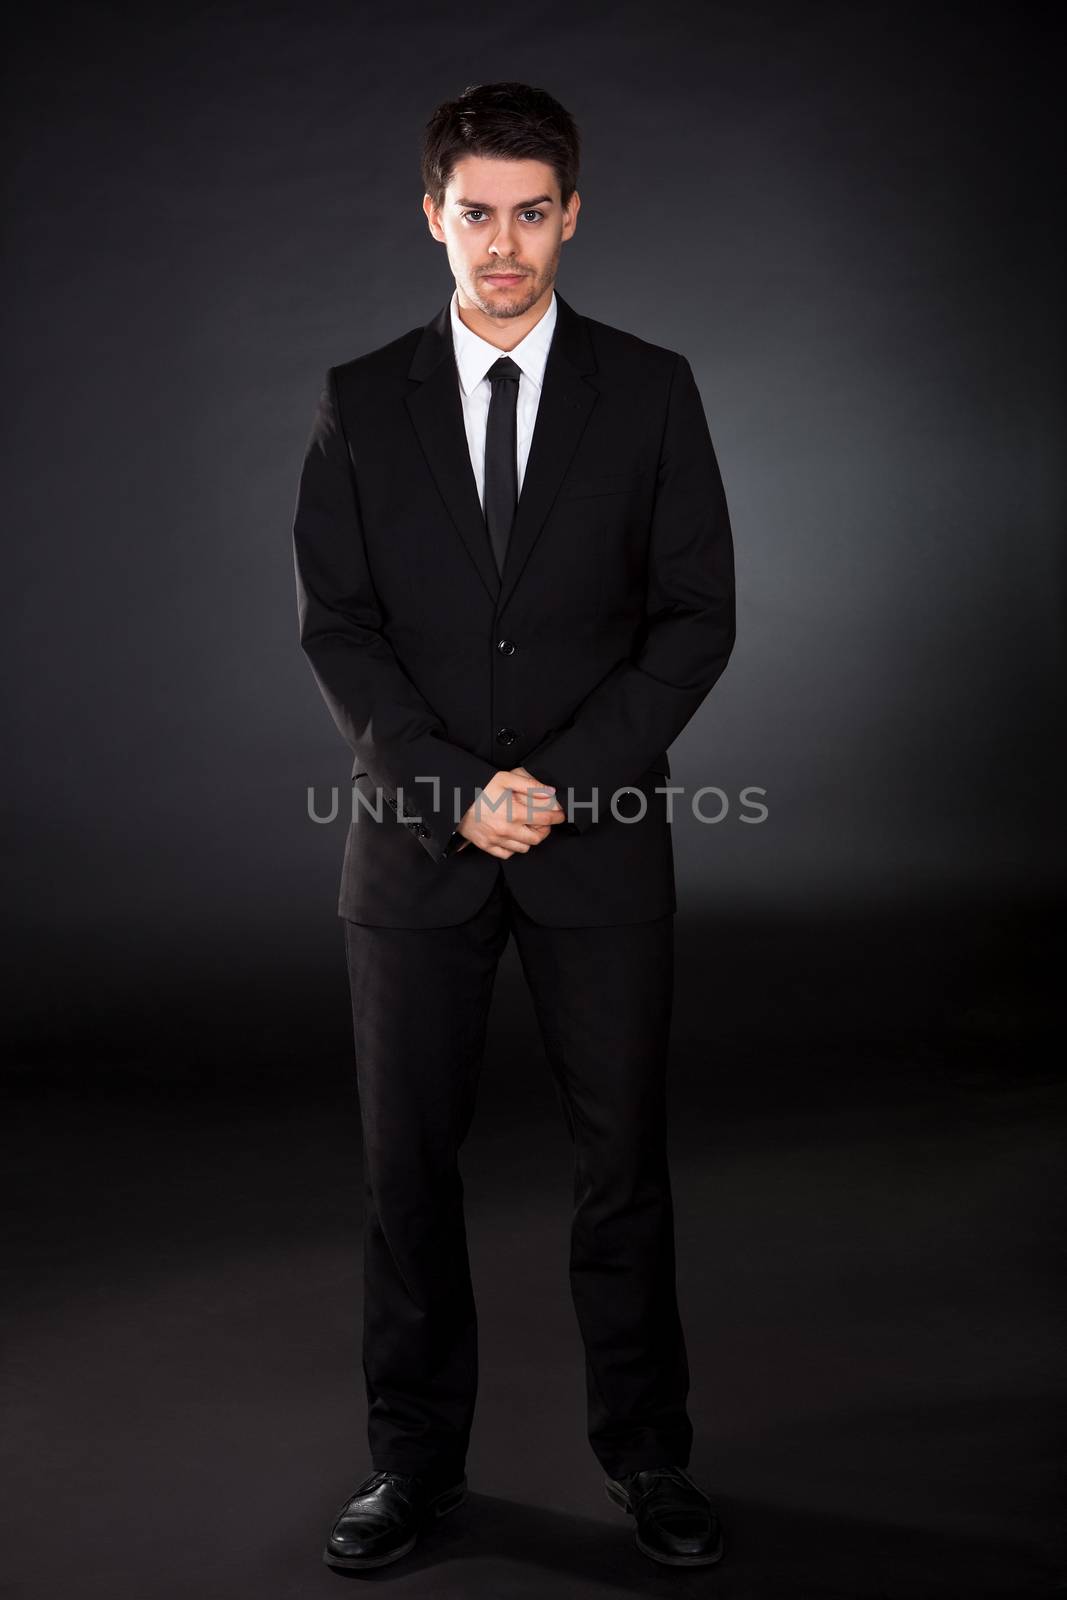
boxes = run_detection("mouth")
[482,273,526,286]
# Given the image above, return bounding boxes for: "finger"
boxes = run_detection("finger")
[495,826,542,848]
[507,802,564,827]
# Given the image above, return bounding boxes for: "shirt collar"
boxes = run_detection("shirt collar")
[449,285,557,397]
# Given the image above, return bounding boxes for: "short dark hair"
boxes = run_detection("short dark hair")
[421,81,581,212]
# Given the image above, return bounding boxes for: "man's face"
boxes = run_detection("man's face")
[424,155,579,321]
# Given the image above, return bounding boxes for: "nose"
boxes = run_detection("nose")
[488,220,518,259]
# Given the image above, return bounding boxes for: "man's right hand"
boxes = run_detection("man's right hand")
[455,769,567,859]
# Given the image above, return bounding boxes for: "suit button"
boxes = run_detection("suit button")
[497,638,516,655]
[496,726,518,746]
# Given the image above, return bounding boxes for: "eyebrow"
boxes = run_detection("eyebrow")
[453,195,555,210]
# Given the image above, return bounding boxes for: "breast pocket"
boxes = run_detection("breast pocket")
[557,471,639,502]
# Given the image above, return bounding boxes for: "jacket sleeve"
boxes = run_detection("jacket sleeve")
[292,367,500,862]
[522,352,736,832]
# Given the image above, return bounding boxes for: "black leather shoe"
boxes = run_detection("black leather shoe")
[322,1468,467,1570]
[605,1465,725,1567]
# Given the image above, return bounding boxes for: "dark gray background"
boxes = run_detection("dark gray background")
[5,1,1063,972]
[4,5,1064,1597]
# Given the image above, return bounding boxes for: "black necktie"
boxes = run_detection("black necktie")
[483,355,522,577]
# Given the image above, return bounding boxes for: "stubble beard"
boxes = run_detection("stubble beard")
[472,261,556,320]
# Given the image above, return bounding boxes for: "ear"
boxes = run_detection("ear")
[423,193,444,241]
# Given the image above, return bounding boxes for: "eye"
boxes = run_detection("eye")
[460,209,546,224]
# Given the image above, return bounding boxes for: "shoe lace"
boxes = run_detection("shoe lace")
[361,1469,420,1505]
[628,1465,709,1507]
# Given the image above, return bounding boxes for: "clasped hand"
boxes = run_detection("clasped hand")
[454,766,567,859]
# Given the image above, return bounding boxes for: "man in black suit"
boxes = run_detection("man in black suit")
[293,81,735,1572]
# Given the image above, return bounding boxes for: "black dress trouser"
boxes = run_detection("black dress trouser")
[342,870,693,1483]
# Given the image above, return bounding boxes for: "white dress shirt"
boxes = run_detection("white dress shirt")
[443,286,558,855]
[449,285,558,509]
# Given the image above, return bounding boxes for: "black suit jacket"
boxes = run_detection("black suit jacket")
[292,290,735,927]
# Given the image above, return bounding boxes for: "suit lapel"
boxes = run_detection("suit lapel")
[405,318,501,602]
[405,290,599,610]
